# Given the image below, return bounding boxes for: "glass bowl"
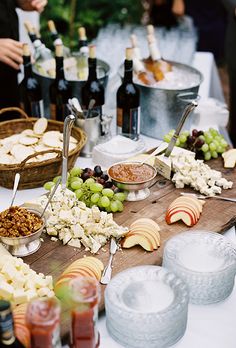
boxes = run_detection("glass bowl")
[0,208,45,257]
[108,161,157,201]
[105,265,189,348]
[163,231,236,305]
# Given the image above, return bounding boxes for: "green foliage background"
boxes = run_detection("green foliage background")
[41,0,143,49]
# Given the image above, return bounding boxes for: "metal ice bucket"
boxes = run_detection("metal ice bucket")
[33,56,110,117]
[120,61,203,140]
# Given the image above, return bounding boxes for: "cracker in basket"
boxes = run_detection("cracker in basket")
[0,154,14,164]
[42,132,61,148]
[0,134,20,146]
[11,144,34,162]
[33,117,48,135]
[19,136,39,146]
[69,143,77,151]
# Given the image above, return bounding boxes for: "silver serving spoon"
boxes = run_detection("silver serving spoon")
[10,173,20,207]
[61,115,76,190]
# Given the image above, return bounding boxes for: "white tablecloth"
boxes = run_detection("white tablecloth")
[1,51,235,348]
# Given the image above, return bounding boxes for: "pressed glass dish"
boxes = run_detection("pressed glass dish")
[105,265,189,348]
[163,231,236,305]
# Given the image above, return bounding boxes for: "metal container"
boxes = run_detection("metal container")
[0,208,45,257]
[137,61,203,139]
[33,56,110,117]
[76,110,101,158]
[108,161,157,201]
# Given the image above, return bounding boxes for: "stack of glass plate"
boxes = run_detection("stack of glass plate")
[105,265,189,348]
[163,231,236,305]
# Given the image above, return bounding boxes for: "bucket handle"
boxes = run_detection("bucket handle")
[177,92,200,103]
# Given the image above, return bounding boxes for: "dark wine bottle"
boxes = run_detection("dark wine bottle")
[24,20,53,63]
[19,43,44,117]
[49,44,72,121]
[0,300,24,348]
[77,27,89,81]
[48,20,70,58]
[81,45,105,133]
[78,27,89,54]
[117,47,140,140]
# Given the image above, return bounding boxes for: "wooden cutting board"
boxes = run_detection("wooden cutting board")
[24,158,236,335]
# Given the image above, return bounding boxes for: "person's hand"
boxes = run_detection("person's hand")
[0,39,23,70]
[172,0,185,17]
[16,0,47,13]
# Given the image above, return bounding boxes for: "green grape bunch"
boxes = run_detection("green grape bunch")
[43,165,127,213]
[163,127,228,161]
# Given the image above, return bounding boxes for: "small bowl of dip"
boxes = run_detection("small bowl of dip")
[108,161,157,201]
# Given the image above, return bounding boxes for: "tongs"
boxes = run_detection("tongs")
[155,100,198,179]
[61,115,76,190]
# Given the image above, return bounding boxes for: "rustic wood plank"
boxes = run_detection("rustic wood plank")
[23,158,235,336]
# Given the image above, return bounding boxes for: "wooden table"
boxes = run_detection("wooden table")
[22,158,236,337]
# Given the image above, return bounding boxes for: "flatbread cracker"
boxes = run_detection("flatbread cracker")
[19,136,39,146]
[0,154,14,164]
[33,118,48,135]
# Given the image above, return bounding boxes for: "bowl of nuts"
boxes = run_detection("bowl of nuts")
[0,206,45,257]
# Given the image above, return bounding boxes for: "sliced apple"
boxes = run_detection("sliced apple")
[67,264,101,280]
[167,205,198,223]
[130,218,160,231]
[121,234,154,251]
[168,202,199,220]
[127,230,158,249]
[169,197,202,214]
[166,209,195,226]
[129,228,160,248]
[14,323,30,348]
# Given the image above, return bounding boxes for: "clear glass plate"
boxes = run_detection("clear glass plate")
[163,231,236,305]
[105,265,189,348]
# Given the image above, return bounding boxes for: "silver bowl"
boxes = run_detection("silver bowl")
[108,161,157,201]
[0,208,45,257]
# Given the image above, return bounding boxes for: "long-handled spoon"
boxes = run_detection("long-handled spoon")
[61,115,76,190]
[10,173,20,207]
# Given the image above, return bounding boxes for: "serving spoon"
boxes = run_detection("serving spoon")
[10,173,20,207]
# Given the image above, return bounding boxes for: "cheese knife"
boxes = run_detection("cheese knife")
[100,237,118,285]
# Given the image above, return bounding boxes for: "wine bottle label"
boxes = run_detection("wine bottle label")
[149,42,161,61]
[0,308,15,344]
[117,107,140,140]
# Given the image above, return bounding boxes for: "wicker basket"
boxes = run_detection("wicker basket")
[0,107,87,189]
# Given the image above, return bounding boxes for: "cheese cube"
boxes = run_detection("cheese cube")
[1,263,17,281]
[37,287,50,297]
[0,281,14,300]
[13,289,28,305]
[26,289,38,301]
[11,275,25,289]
